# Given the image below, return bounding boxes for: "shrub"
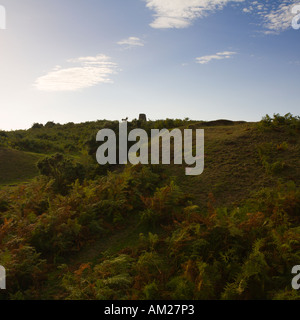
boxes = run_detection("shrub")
[259,113,300,132]
[44,121,56,128]
[31,123,44,129]
[37,153,85,194]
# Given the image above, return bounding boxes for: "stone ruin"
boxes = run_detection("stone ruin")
[139,114,147,122]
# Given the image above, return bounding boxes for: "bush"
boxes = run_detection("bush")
[31,123,44,129]
[37,153,85,194]
[259,113,300,132]
[257,142,287,175]
[44,121,56,128]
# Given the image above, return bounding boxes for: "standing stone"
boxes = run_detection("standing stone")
[139,114,147,122]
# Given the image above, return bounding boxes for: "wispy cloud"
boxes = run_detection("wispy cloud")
[242,7,253,14]
[117,36,144,48]
[196,51,237,64]
[144,0,245,29]
[262,1,298,33]
[144,0,298,33]
[243,1,298,34]
[34,54,118,92]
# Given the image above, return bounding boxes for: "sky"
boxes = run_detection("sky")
[0,0,300,130]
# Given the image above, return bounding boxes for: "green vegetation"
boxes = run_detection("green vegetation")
[0,114,299,300]
[0,147,43,186]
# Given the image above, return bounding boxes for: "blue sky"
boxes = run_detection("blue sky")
[0,0,300,130]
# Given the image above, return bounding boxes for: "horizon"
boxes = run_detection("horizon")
[1,0,300,130]
[2,116,262,132]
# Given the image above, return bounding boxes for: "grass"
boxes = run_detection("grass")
[0,147,44,186]
[165,122,300,210]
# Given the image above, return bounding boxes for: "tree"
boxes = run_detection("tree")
[31,123,43,129]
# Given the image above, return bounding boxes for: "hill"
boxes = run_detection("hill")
[0,147,43,185]
[167,121,300,209]
[0,113,299,300]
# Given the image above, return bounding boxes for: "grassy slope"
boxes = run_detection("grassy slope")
[0,147,43,186]
[1,120,299,200]
[1,120,299,211]
[165,122,300,210]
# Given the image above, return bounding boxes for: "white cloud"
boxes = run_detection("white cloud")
[243,1,298,34]
[196,51,237,64]
[144,0,299,33]
[117,36,144,48]
[144,0,245,29]
[242,7,253,13]
[34,54,118,92]
[262,1,298,33]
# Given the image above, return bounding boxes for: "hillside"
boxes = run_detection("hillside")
[0,114,299,300]
[168,121,300,209]
[0,147,43,186]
